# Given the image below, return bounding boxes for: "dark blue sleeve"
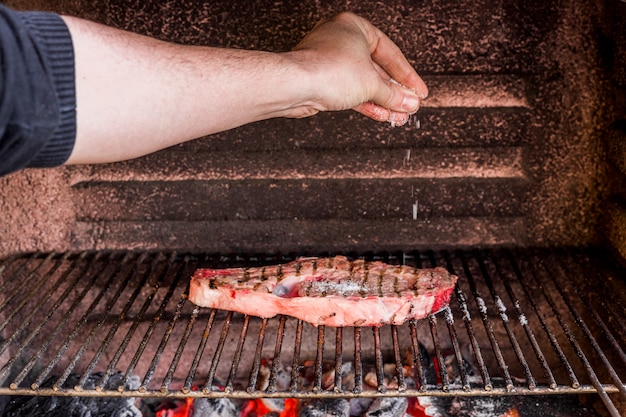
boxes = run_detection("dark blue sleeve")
[0,4,76,176]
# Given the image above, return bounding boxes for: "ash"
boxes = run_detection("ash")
[2,372,141,417]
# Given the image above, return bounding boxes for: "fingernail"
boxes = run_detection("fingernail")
[402,95,420,112]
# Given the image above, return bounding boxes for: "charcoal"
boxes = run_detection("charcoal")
[348,398,372,416]
[2,372,141,417]
[299,398,350,417]
[191,397,237,417]
[364,397,408,417]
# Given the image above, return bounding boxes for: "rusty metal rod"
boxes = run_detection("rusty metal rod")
[22,250,129,389]
[0,252,79,367]
[545,251,626,399]
[373,326,386,393]
[334,326,343,392]
[429,315,449,390]
[409,319,427,391]
[461,253,514,391]
[162,305,200,393]
[247,317,268,393]
[225,315,250,392]
[0,252,66,336]
[4,252,93,387]
[267,315,287,393]
[183,308,217,393]
[0,252,40,298]
[95,253,177,391]
[491,251,557,390]
[313,325,325,392]
[391,325,406,391]
[289,320,304,392]
[353,327,363,394]
[564,251,626,366]
[443,307,470,391]
[505,250,580,389]
[443,252,492,391]
[75,254,163,391]
[47,252,139,390]
[203,311,234,393]
[475,251,536,390]
[0,252,56,317]
[142,288,189,393]
[527,253,622,417]
[126,255,185,391]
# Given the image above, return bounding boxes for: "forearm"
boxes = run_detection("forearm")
[63,16,314,164]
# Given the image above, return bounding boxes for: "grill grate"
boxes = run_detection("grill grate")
[0,248,623,415]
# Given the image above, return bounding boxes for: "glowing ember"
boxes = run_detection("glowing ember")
[155,398,193,417]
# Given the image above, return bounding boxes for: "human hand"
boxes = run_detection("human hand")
[291,12,428,126]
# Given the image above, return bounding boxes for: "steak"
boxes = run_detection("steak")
[188,256,457,327]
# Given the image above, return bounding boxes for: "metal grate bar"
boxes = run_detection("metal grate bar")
[505,251,580,389]
[125,254,185,391]
[225,315,250,392]
[428,315,448,390]
[476,252,536,389]
[545,252,626,399]
[525,252,622,417]
[564,252,626,367]
[95,253,177,391]
[183,308,216,393]
[289,320,303,392]
[0,252,79,381]
[333,326,343,392]
[0,253,65,337]
[491,251,557,389]
[445,260,493,390]
[162,305,201,393]
[47,252,139,389]
[409,319,427,391]
[443,307,470,390]
[391,325,406,391]
[247,317,268,392]
[140,280,190,392]
[312,325,325,392]
[203,311,233,392]
[353,327,363,393]
[74,253,159,390]
[267,315,287,393]
[8,252,101,388]
[461,254,514,390]
[0,253,56,318]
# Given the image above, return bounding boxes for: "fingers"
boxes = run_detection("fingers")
[353,102,410,127]
[343,12,427,123]
[367,25,428,99]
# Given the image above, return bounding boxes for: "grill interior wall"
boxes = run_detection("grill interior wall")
[0,0,616,256]
[600,1,626,261]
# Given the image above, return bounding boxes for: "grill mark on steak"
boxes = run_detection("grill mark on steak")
[359,262,369,298]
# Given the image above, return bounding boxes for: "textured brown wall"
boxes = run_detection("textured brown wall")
[0,0,614,256]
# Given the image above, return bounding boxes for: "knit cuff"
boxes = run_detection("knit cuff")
[22,12,76,168]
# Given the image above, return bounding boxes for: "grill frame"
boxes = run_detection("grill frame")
[0,248,623,415]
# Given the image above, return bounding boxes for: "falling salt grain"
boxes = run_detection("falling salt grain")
[412,200,418,220]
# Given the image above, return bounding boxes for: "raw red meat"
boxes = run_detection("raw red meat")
[188,256,457,327]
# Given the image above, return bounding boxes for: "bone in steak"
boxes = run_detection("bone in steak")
[188,256,458,327]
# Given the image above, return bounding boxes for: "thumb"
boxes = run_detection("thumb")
[372,78,422,115]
